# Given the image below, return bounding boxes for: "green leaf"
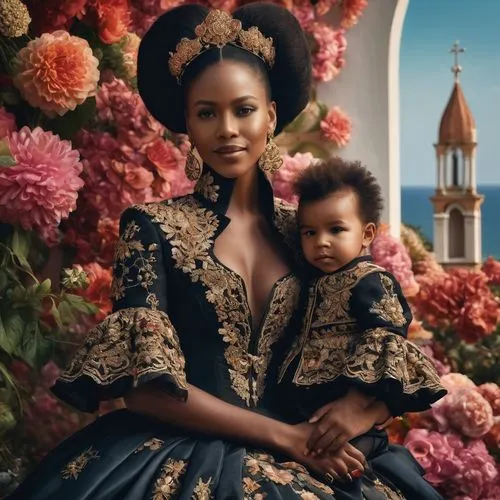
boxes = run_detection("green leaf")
[11,227,32,271]
[51,303,63,330]
[36,279,52,297]
[16,322,54,369]
[0,314,24,355]
[64,294,99,316]
[58,300,77,325]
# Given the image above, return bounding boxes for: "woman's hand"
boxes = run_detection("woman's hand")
[279,422,366,482]
[306,392,381,455]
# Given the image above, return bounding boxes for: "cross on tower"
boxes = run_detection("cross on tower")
[450,40,465,80]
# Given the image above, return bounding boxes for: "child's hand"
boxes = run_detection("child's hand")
[306,396,379,455]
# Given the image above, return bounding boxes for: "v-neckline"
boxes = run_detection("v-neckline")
[209,248,292,337]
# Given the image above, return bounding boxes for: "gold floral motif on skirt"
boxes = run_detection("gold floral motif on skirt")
[61,446,99,480]
[151,459,187,499]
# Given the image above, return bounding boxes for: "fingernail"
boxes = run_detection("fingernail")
[309,417,318,423]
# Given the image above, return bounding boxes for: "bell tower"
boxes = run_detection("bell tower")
[430,41,484,269]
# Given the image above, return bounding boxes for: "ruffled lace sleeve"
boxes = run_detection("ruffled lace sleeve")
[51,206,188,412]
[347,271,446,415]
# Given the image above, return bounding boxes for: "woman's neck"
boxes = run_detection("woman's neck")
[226,166,261,217]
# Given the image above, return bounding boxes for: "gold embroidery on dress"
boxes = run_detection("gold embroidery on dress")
[134,437,164,453]
[111,219,159,310]
[244,453,334,494]
[152,459,187,499]
[61,447,99,480]
[298,491,320,500]
[242,477,261,495]
[195,172,220,202]
[369,274,407,327]
[137,198,299,407]
[372,478,406,500]
[193,477,213,500]
[273,198,300,260]
[58,308,187,397]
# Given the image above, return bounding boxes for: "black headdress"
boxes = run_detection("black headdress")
[137,2,312,134]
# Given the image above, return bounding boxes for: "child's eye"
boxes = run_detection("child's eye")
[197,109,214,119]
[301,230,315,237]
[237,106,255,116]
[330,226,345,234]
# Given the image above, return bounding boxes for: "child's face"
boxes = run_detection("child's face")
[298,188,376,273]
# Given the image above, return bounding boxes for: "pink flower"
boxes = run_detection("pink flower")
[305,22,346,83]
[477,383,500,416]
[271,152,315,205]
[0,107,16,138]
[446,388,494,438]
[292,0,315,28]
[419,344,451,376]
[371,229,419,297]
[340,0,368,29]
[482,256,500,286]
[0,127,84,245]
[13,31,99,117]
[440,373,476,393]
[40,361,61,389]
[320,106,352,147]
[96,78,164,148]
[404,429,461,484]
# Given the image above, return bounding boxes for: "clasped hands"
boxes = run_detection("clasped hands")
[283,391,392,484]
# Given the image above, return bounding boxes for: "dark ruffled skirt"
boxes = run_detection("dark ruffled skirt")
[8,410,440,500]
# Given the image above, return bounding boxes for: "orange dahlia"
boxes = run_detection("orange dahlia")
[13,31,99,117]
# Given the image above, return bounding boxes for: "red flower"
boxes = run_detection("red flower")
[85,0,131,44]
[413,268,499,343]
[76,262,113,321]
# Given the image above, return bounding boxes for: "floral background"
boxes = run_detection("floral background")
[0,0,498,498]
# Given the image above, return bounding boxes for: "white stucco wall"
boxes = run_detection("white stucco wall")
[317,0,409,236]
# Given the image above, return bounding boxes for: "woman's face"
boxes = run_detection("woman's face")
[185,60,276,179]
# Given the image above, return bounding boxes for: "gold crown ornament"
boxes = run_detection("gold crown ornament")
[168,9,276,84]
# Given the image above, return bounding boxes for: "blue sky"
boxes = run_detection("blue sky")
[400,0,500,186]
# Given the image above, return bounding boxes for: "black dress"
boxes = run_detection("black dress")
[9,168,418,499]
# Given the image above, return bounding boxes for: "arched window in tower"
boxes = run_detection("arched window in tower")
[449,207,465,258]
[451,149,460,187]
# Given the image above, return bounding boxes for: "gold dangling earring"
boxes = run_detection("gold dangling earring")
[185,144,202,181]
[258,131,282,175]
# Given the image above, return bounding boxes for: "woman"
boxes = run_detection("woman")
[9,4,435,499]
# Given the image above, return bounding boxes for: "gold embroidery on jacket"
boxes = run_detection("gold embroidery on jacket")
[151,459,187,499]
[369,274,407,327]
[58,308,187,396]
[138,197,299,407]
[195,172,220,202]
[61,447,99,480]
[111,219,159,310]
[193,477,213,500]
[134,438,164,453]
[279,262,381,381]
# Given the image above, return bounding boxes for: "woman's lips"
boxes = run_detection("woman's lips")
[213,145,246,154]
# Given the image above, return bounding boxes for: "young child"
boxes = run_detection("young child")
[276,158,446,497]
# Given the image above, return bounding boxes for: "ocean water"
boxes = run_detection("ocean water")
[401,185,500,260]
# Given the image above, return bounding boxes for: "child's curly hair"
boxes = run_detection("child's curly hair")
[294,157,384,225]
